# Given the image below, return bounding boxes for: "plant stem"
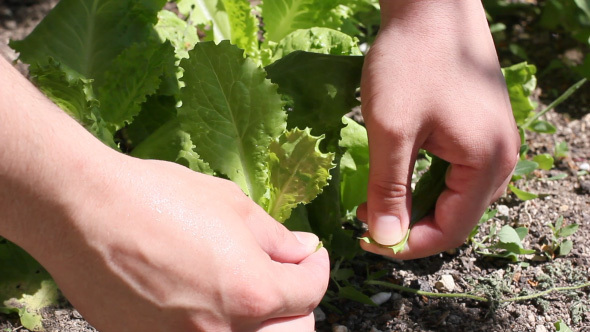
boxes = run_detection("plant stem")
[366,280,590,303]
[501,282,590,302]
[366,280,489,302]
[522,78,587,129]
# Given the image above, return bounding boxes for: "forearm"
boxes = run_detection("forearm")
[378,0,495,56]
[0,57,111,256]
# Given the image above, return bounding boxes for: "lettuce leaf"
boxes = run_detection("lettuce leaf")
[179,41,286,202]
[266,51,364,150]
[262,0,349,42]
[267,27,361,64]
[177,0,259,57]
[266,128,335,222]
[502,62,537,125]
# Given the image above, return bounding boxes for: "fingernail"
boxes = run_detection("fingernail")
[371,215,403,245]
[294,232,320,252]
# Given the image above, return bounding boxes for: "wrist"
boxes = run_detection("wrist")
[0,57,118,259]
[378,0,487,30]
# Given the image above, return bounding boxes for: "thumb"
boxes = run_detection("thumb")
[365,123,418,246]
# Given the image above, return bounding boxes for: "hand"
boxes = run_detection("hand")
[357,0,520,259]
[0,51,328,332]
[24,155,329,331]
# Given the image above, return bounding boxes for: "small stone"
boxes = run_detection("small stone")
[497,204,510,217]
[3,20,17,30]
[580,181,590,194]
[54,309,69,317]
[391,293,402,301]
[435,275,455,292]
[370,292,392,306]
[559,204,569,212]
[370,327,383,332]
[580,162,590,171]
[332,325,349,332]
[313,307,326,322]
[528,313,536,324]
[535,325,547,332]
[72,309,83,319]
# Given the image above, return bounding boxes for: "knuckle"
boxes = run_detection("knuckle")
[368,178,408,205]
[232,282,280,319]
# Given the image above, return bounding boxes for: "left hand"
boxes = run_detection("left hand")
[357,0,521,259]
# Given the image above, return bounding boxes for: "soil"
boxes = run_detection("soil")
[0,1,588,331]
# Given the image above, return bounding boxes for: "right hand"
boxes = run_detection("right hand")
[35,156,329,331]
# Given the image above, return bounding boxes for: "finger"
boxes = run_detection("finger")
[356,202,367,222]
[265,248,330,319]
[362,156,515,259]
[258,313,315,332]
[363,117,422,245]
[243,203,320,264]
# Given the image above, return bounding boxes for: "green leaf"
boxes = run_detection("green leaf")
[27,61,119,149]
[554,319,574,332]
[497,225,526,248]
[28,59,96,123]
[178,41,286,202]
[557,224,580,238]
[514,227,529,241]
[262,0,347,43]
[268,27,361,64]
[555,141,569,159]
[558,240,574,256]
[178,0,258,57]
[265,128,335,222]
[178,0,231,42]
[11,0,166,79]
[529,120,557,134]
[155,9,199,60]
[0,241,59,331]
[533,153,555,170]
[513,160,539,177]
[502,62,537,125]
[222,0,260,58]
[130,118,214,174]
[547,173,568,181]
[283,205,313,232]
[124,95,177,148]
[266,51,364,150]
[338,286,376,306]
[508,184,538,200]
[339,117,369,213]
[98,41,175,128]
[495,225,535,255]
[555,216,564,230]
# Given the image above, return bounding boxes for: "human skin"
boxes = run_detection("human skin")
[0,56,329,331]
[358,0,521,258]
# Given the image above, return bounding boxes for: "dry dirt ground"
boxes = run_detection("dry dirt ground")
[1,1,589,331]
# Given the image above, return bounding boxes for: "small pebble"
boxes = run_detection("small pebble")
[370,327,383,332]
[528,313,536,324]
[580,162,590,171]
[332,325,349,332]
[497,204,510,217]
[535,325,547,332]
[313,307,326,322]
[54,309,69,317]
[370,292,392,306]
[72,310,83,319]
[4,20,17,29]
[435,275,456,292]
